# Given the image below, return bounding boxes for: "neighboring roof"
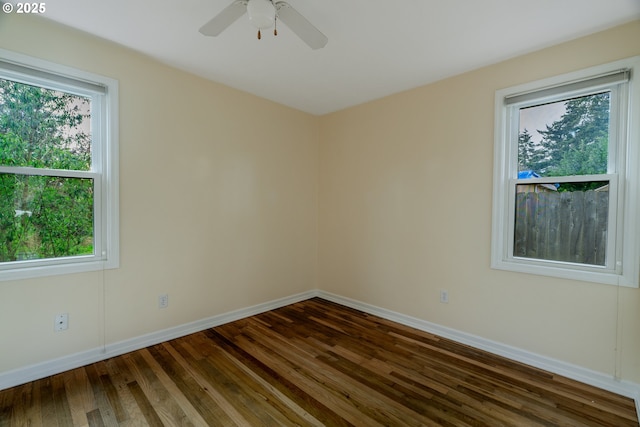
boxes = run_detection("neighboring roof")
[518,170,558,191]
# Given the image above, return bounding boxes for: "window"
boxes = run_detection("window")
[0,49,118,281]
[491,57,640,287]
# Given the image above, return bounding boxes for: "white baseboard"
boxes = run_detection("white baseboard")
[316,290,640,414]
[0,290,319,391]
[1,288,638,420]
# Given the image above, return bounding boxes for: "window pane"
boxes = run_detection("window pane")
[513,181,609,266]
[0,174,94,262]
[518,92,610,177]
[0,78,91,171]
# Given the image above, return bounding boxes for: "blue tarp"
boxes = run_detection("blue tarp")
[518,170,540,179]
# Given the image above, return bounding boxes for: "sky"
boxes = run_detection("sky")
[519,100,566,143]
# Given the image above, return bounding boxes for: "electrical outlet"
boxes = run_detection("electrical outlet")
[440,290,449,304]
[55,313,69,331]
[158,294,168,309]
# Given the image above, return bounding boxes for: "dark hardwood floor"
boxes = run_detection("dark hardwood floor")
[1,297,638,426]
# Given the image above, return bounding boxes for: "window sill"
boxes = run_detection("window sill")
[0,258,118,282]
[491,258,635,287]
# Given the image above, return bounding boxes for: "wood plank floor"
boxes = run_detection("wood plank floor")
[0,297,637,426]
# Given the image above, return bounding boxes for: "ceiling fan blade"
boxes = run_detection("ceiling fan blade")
[275,2,328,49]
[199,0,248,36]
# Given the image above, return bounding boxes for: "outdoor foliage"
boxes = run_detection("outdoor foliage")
[518,92,610,191]
[0,78,93,262]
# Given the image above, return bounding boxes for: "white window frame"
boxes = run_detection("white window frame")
[491,56,640,287]
[0,49,119,281]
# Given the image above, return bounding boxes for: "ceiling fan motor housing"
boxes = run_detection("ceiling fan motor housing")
[247,0,275,29]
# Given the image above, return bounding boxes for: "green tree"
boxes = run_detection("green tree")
[517,92,610,191]
[0,79,93,262]
[517,128,546,172]
[537,92,610,177]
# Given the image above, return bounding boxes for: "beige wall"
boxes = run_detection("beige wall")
[319,21,640,383]
[0,11,639,387]
[0,15,319,372]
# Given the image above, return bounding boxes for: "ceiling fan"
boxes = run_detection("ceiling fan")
[199,0,328,50]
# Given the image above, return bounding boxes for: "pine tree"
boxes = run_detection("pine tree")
[537,92,610,177]
[518,128,547,173]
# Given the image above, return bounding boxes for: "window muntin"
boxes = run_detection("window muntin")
[492,57,640,287]
[0,50,118,280]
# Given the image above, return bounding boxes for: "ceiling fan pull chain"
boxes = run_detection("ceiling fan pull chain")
[274,16,278,36]
[258,29,262,39]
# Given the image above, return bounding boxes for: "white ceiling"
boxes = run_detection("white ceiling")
[38,0,640,115]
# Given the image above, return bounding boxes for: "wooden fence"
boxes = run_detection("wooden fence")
[514,190,609,266]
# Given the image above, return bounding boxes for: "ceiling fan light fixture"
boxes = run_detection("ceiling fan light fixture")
[247,0,275,29]
[199,0,328,50]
